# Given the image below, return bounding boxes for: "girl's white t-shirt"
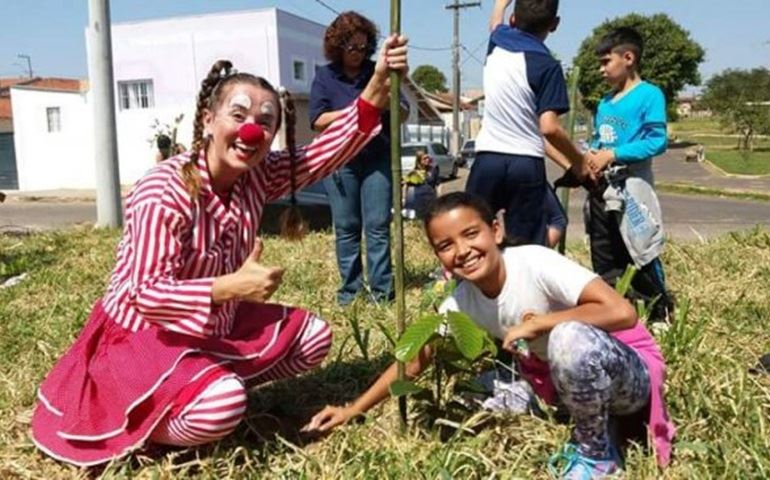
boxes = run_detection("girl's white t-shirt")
[439,245,598,360]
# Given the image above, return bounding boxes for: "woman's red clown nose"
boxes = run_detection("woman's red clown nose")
[238,123,264,146]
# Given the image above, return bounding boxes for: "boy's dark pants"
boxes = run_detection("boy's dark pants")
[466,152,548,245]
[586,190,673,321]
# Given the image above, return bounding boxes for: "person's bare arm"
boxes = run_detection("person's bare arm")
[503,278,637,350]
[490,0,512,31]
[540,111,592,181]
[544,138,571,171]
[303,345,433,432]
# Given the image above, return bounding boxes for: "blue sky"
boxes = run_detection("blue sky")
[1,0,768,91]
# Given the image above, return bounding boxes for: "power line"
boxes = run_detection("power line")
[460,43,484,66]
[411,45,453,52]
[461,37,487,66]
[311,0,340,16]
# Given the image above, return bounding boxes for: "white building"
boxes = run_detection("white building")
[10,84,93,190]
[9,8,424,192]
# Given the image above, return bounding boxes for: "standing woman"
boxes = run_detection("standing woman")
[310,11,408,305]
[403,150,440,219]
[30,36,408,467]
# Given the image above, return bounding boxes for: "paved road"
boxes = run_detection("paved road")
[560,189,769,242]
[2,170,768,241]
[442,168,769,242]
[1,202,96,232]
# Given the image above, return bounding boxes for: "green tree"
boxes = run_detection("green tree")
[573,13,705,117]
[701,68,770,151]
[411,64,448,93]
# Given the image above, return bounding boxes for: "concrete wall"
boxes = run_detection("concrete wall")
[274,10,326,94]
[10,88,94,190]
[10,87,190,191]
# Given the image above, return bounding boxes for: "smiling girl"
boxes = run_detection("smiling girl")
[30,36,408,467]
[306,191,674,479]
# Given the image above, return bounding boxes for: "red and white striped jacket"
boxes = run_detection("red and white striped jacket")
[102,98,382,338]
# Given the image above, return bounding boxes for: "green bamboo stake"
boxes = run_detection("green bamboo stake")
[389,0,407,427]
[557,65,581,255]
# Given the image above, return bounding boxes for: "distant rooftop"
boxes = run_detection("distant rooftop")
[112,6,325,30]
[0,77,86,120]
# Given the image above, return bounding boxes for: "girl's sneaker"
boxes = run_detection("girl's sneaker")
[547,443,621,480]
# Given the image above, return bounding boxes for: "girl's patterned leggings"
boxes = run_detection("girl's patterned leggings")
[548,321,650,458]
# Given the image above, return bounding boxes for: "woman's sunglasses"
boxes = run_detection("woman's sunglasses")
[344,43,368,53]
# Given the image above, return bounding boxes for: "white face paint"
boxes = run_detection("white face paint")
[229,93,252,110]
[260,100,276,117]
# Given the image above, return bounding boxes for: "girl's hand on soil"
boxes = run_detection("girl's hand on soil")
[301,404,360,433]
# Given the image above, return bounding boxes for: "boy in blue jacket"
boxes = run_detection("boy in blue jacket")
[585,27,673,322]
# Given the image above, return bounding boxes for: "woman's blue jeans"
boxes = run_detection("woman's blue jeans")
[323,156,393,305]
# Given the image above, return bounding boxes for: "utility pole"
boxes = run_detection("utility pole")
[87,0,122,227]
[17,54,32,78]
[445,0,480,158]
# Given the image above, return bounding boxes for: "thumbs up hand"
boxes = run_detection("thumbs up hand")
[234,237,284,303]
[212,237,285,305]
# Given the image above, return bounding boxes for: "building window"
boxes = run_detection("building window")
[292,59,306,83]
[46,107,61,133]
[117,79,154,110]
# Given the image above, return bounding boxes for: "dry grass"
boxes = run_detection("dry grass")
[1,224,769,479]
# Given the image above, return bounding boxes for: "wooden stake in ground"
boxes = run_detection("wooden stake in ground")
[389,0,407,427]
[557,66,581,255]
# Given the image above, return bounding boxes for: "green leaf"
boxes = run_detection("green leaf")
[615,265,638,296]
[394,314,442,362]
[389,380,426,397]
[446,311,485,360]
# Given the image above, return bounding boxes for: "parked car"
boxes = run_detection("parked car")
[400,142,458,180]
[460,139,476,168]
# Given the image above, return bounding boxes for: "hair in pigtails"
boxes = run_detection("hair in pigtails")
[277,88,308,240]
[182,60,234,199]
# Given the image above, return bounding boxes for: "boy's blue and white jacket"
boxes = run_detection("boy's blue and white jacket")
[475,25,569,158]
[592,81,667,184]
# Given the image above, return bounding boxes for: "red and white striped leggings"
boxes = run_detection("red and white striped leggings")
[150,316,331,446]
